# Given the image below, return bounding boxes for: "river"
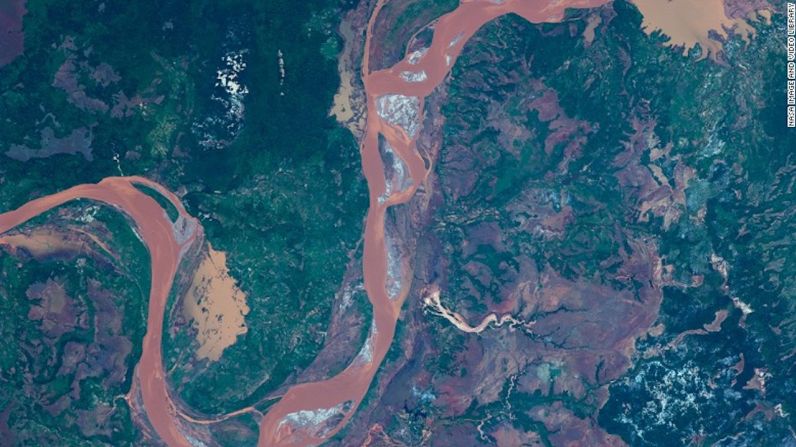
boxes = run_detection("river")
[0,177,201,447]
[0,0,609,445]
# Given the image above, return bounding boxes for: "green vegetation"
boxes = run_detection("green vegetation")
[0,202,150,446]
[2,0,792,444]
[371,0,459,70]
[0,0,368,432]
[132,183,179,222]
[387,2,794,444]
[592,3,796,443]
[434,12,631,320]
[161,0,369,414]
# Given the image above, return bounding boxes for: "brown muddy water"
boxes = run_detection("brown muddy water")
[5,0,743,444]
[632,0,756,59]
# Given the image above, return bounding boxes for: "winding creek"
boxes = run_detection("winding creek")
[0,0,610,445]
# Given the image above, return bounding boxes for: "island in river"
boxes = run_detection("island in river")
[0,0,793,446]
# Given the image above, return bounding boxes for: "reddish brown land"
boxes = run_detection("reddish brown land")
[0,0,26,67]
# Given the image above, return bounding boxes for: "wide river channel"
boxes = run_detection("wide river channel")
[0,0,609,445]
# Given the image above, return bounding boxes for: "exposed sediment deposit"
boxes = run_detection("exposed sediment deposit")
[257,0,615,445]
[0,0,709,445]
[182,244,249,362]
[0,177,202,447]
[422,287,524,334]
[0,227,103,260]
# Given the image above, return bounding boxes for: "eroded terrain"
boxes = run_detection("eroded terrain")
[0,0,793,446]
[0,203,151,445]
